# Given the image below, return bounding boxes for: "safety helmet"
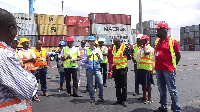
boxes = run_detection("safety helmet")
[98,38,105,42]
[18,38,29,47]
[88,36,96,41]
[66,37,74,42]
[136,34,143,39]
[95,41,99,45]
[140,35,149,41]
[155,22,169,30]
[59,40,66,46]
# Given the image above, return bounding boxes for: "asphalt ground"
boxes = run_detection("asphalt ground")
[32,51,200,112]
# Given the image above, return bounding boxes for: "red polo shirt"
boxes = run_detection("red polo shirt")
[155,36,180,72]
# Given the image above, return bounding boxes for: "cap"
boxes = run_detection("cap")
[140,35,149,41]
[98,38,105,42]
[155,22,169,30]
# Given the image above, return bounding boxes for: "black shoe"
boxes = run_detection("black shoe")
[103,83,107,87]
[90,99,95,103]
[98,98,105,102]
[94,88,97,93]
[122,101,127,107]
[153,107,168,112]
[113,101,122,105]
[84,89,89,93]
[66,93,71,97]
[73,94,82,97]
[133,91,139,96]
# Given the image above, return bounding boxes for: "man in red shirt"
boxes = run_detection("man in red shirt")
[107,44,113,79]
[154,22,181,112]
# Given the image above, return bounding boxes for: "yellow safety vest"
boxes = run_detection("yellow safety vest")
[155,37,177,70]
[112,44,127,69]
[138,45,155,70]
[100,46,108,63]
[32,48,47,67]
[63,47,78,67]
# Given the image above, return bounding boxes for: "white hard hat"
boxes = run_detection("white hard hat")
[136,34,143,39]
[14,37,17,40]
[98,38,105,42]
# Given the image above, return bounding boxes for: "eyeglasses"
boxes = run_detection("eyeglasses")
[9,25,21,32]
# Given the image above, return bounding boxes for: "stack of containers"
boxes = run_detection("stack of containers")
[12,13,37,47]
[89,13,132,45]
[65,16,90,46]
[37,14,67,52]
[180,25,200,51]
[136,20,171,48]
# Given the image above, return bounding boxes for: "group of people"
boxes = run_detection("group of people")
[0,8,181,112]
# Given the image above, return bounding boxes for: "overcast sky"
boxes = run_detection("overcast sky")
[1,0,200,40]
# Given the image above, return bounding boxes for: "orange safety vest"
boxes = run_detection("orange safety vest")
[21,49,36,71]
[13,49,24,67]
[32,48,47,67]
[0,42,32,112]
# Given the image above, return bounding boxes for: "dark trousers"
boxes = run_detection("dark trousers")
[113,67,127,102]
[134,64,139,92]
[35,68,47,94]
[64,68,78,94]
[100,63,107,84]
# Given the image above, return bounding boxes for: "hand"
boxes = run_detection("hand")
[87,54,92,59]
[45,65,49,68]
[30,58,36,63]
[66,55,72,60]
[95,53,100,58]
[71,59,76,63]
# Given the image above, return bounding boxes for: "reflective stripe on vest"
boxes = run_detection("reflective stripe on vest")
[100,46,108,63]
[0,97,31,112]
[155,37,177,70]
[33,48,47,67]
[138,46,154,70]
[133,44,141,64]
[85,48,100,70]
[14,49,24,67]
[63,47,78,67]
[21,49,36,71]
[112,44,127,69]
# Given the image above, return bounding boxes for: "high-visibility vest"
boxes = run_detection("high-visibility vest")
[21,49,36,71]
[100,46,108,63]
[0,97,31,112]
[138,45,155,70]
[63,46,78,67]
[112,44,127,69]
[155,37,177,70]
[0,43,32,112]
[85,47,101,70]
[13,49,24,67]
[133,44,141,64]
[79,47,85,59]
[32,48,47,67]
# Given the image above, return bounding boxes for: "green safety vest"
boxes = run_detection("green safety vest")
[63,46,78,67]
[155,37,177,70]
[112,44,127,69]
[100,46,108,63]
[133,44,141,64]
[138,45,155,70]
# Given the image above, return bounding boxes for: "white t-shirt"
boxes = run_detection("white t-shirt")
[18,48,36,59]
[137,45,154,63]
[61,46,80,68]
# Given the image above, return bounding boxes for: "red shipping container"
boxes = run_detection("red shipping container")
[120,14,127,24]
[90,13,105,24]
[126,15,131,25]
[114,14,121,24]
[40,36,68,47]
[104,13,115,24]
[67,26,90,36]
[66,16,90,26]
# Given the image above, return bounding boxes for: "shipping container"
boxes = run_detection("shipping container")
[194,31,200,37]
[180,46,184,51]
[17,24,37,35]
[67,26,90,36]
[189,44,195,51]
[66,16,90,26]
[43,47,59,52]
[194,38,200,45]
[189,25,199,32]
[184,45,189,51]
[38,24,67,35]
[12,13,36,24]
[109,34,132,45]
[189,32,194,38]
[180,39,184,46]
[195,45,200,51]
[89,13,131,25]
[145,20,165,29]
[39,36,68,47]
[180,27,185,34]
[185,26,190,32]
[16,35,37,47]
[92,24,131,35]
[37,14,64,24]
[150,37,157,46]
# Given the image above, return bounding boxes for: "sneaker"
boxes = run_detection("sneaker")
[122,101,127,107]
[90,99,95,103]
[94,88,97,93]
[103,83,107,87]
[98,98,105,102]
[133,91,139,96]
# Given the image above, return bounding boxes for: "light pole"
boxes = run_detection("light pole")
[139,0,143,34]
[61,1,64,14]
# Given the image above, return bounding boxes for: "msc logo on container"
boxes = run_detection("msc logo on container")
[97,25,127,33]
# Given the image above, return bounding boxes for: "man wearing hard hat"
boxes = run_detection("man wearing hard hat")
[61,37,82,97]
[98,38,108,87]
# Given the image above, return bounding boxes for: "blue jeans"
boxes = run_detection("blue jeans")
[156,70,181,112]
[86,70,103,100]
[59,72,65,86]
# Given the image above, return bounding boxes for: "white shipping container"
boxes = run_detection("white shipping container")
[12,13,35,24]
[92,24,131,35]
[16,35,37,47]
[109,34,132,45]
[17,24,38,35]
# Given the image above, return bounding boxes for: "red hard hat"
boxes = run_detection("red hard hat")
[140,35,149,41]
[155,22,169,30]
[66,37,74,42]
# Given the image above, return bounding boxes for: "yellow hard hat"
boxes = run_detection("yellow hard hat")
[18,38,29,48]
[95,40,99,45]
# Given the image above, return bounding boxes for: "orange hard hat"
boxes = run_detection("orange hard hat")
[155,22,169,30]
[66,37,74,42]
[140,35,149,41]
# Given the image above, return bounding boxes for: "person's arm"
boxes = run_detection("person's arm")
[124,46,132,60]
[102,47,108,56]
[173,40,181,65]
[0,50,37,100]
[46,53,50,66]
[143,44,150,55]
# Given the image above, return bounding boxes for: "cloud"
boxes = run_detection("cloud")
[1,0,200,40]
